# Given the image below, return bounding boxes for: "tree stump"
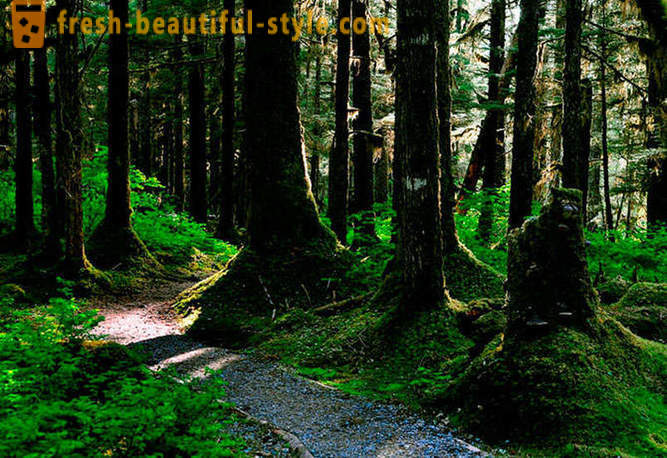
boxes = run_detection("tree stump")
[506,188,598,338]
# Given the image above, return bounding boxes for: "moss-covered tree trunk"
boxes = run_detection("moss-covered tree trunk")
[351,0,375,243]
[89,0,154,268]
[55,0,89,272]
[328,0,352,244]
[188,42,208,224]
[580,79,593,223]
[217,0,236,240]
[396,0,445,308]
[309,41,323,207]
[34,47,58,255]
[244,0,333,252]
[509,0,540,229]
[14,51,35,245]
[436,0,459,255]
[478,0,506,243]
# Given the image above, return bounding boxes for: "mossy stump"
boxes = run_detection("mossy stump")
[446,189,667,454]
[506,188,598,340]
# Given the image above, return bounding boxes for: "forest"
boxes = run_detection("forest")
[0,0,665,456]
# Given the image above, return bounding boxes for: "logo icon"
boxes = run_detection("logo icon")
[11,0,46,49]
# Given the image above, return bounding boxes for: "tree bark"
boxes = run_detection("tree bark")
[14,51,35,243]
[55,0,89,272]
[509,0,540,229]
[188,41,208,224]
[599,4,614,231]
[580,79,593,224]
[218,0,236,239]
[436,0,458,254]
[350,0,375,242]
[105,0,132,230]
[478,0,506,243]
[309,43,323,207]
[562,0,584,193]
[34,47,58,254]
[244,0,333,252]
[396,0,445,307]
[329,0,352,244]
[172,36,185,212]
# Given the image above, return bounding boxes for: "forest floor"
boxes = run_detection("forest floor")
[88,278,488,457]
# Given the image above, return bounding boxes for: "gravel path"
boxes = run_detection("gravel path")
[90,281,488,458]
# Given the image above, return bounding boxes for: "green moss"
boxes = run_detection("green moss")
[174,239,365,346]
[608,283,666,342]
[596,276,631,305]
[446,315,667,456]
[443,246,504,302]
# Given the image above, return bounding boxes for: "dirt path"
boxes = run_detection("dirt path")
[90,281,488,457]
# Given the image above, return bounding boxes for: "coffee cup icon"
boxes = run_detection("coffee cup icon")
[11,0,46,49]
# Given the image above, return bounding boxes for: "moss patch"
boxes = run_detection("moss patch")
[174,239,365,346]
[443,246,504,302]
[445,310,666,456]
[608,282,666,342]
[596,276,631,305]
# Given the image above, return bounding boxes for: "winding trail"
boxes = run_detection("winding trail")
[90,280,488,457]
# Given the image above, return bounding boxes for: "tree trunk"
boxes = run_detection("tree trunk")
[218,0,236,239]
[374,128,389,204]
[14,51,35,243]
[478,0,506,243]
[643,6,666,227]
[599,5,614,230]
[509,0,540,229]
[396,0,445,307]
[105,0,132,230]
[188,42,208,224]
[350,0,375,243]
[459,31,517,199]
[55,0,89,272]
[549,0,566,171]
[562,0,584,194]
[244,0,333,252]
[580,79,593,224]
[34,47,58,254]
[172,37,185,212]
[436,0,458,254]
[309,44,323,207]
[138,0,152,177]
[329,0,352,244]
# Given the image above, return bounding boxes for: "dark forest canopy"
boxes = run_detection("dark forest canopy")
[0,0,665,456]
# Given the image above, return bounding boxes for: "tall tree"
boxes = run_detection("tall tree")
[138,0,152,176]
[509,0,540,229]
[55,0,89,272]
[599,1,614,230]
[34,47,58,255]
[580,79,593,223]
[561,0,584,193]
[188,41,208,223]
[395,0,445,307]
[217,0,236,239]
[478,0,506,243]
[14,51,35,244]
[172,36,185,211]
[436,0,458,254]
[244,0,332,250]
[329,0,352,243]
[351,0,375,242]
[89,0,153,267]
[309,38,324,207]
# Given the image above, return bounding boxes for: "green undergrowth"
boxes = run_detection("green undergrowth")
[0,286,247,457]
[0,148,237,296]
